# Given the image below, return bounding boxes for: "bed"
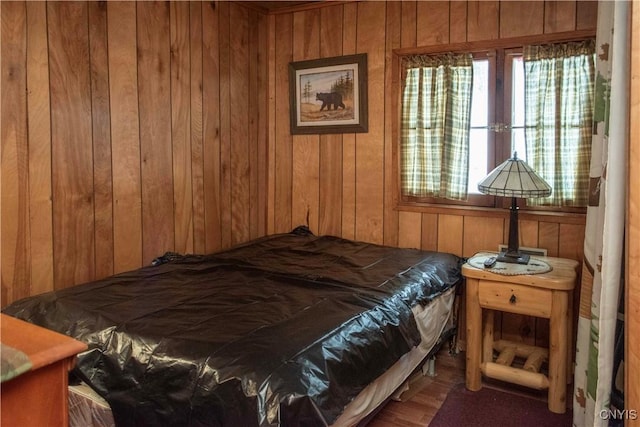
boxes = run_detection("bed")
[2,227,462,426]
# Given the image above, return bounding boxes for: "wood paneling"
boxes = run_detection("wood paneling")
[202,1,222,253]
[318,5,344,237]
[292,9,320,233]
[249,9,265,240]
[138,2,174,264]
[268,0,593,258]
[539,221,560,257]
[27,2,54,295]
[417,1,449,46]
[88,2,114,279]
[1,0,597,325]
[190,3,206,252]
[438,214,464,256]
[229,3,251,244]
[273,13,293,234]
[218,1,232,248]
[467,1,499,42]
[420,213,439,252]
[400,1,417,48]
[383,1,401,247]
[544,1,577,34]
[355,1,385,244]
[108,1,143,274]
[1,1,267,305]
[1,1,29,304]
[398,212,421,250]
[576,0,598,30]
[268,0,595,346]
[48,2,95,288]
[463,216,504,258]
[4,0,630,403]
[450,1,468,44]
[500,1,544,38]
[171,1,195,254]
[340,2,357,240]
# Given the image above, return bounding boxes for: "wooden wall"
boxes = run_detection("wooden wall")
[1,1,268,305]
[266,0,596,345]
[267,0,596,255]
[1,0,637,407]
[1,0,597,325]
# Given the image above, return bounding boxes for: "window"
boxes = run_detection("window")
[398,38,595,211]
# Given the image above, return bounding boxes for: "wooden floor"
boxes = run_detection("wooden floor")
[367,347,563,426]
[368,347,466,426]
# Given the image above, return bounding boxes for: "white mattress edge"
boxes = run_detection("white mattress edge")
[331,286,457,426]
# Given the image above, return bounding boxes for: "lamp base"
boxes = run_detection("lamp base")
[496,251,530,265]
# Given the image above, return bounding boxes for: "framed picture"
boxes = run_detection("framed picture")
[289,53,368,135]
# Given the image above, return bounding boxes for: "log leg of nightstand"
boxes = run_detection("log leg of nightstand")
[466,278,482,391]
[482,310,495,364]
[548,290,569,413]
[567,289,574,385]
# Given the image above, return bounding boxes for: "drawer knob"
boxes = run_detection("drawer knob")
[509,294,517,304]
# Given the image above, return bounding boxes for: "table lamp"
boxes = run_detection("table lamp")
[477,152,552,264]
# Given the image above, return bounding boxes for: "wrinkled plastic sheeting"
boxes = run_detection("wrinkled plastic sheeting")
[3,228,462,426]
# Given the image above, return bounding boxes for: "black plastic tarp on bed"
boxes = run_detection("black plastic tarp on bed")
[3,228,462,426]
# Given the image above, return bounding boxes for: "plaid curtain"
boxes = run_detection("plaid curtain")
[523,40,595,206]
[400,53,473,200]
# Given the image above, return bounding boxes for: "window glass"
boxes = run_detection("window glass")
[469,59,489,194]
[511,56,526,161]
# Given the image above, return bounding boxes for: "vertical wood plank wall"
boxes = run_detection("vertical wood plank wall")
[266,0,596,345]
[268,0,595,253]
[2,0,637,407]
[0,0,596,334]
[1,1,268,305]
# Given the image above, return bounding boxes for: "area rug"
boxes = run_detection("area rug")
[429,383,572,427]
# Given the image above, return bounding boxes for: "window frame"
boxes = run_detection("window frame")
[393,31,595,214]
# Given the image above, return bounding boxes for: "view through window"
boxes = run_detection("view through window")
[468,53,526,196]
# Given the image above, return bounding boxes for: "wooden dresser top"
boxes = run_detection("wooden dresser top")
[1,314,87,371]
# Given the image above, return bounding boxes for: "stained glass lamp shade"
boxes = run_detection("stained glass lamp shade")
[478,152,552,264]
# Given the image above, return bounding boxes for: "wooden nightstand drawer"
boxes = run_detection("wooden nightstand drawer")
[478,280,552,318]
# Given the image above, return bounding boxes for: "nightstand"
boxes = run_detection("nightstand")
[1,314,87,426]
[462,253,579,413]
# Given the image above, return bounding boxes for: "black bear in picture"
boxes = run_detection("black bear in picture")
[316,92,346,111]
